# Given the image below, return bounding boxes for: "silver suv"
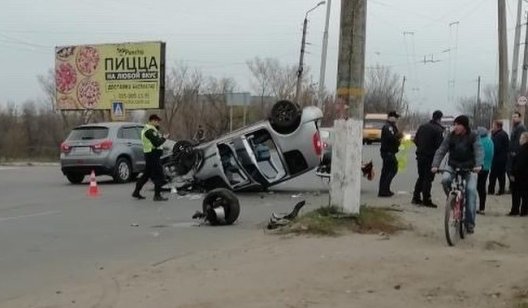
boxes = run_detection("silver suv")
[60,122,145,184]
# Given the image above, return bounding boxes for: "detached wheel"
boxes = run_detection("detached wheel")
[113,157,132,183]
[66,173,85,184]
[202,188,240,225]
[269,100,301,134]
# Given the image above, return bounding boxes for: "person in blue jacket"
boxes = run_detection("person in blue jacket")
[477,127,494,215]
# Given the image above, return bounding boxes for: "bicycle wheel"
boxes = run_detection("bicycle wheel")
[444,194,462,246]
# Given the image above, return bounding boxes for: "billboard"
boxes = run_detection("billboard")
[55,41,165,110]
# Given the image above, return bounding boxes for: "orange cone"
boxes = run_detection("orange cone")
[87,170,100,197]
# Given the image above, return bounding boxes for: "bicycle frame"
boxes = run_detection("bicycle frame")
[450,175,466,222]
[439,168,472,246]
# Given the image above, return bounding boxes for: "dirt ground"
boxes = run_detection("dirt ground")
[4,188,528,308]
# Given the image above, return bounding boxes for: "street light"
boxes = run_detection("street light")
[295,1,326,102]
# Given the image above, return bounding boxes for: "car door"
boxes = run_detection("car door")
[119,126,144,172]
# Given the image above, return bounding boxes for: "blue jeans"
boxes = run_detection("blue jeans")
[441,166,477,227]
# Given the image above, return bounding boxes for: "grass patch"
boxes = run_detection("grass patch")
[272,205,406,236]
[514,287,528,308]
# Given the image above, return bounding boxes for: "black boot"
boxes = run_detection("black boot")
[422,200,438,208]
[153,195,168,201]
[411,196,422,205]
[132,191,146,200]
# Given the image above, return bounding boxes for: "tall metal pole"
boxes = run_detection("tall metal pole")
[330,0,366,214]
[399,76,406,109]
[318,0,332,108]
[296,2,325,103]
[511,0,523,93]
[295,17,308,102]
[477,76,481,126]
[520,11,528,96]
[498,0,510,118]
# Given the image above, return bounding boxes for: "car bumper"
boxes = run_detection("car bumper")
[60,155,114,175]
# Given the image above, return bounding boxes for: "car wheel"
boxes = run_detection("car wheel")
[172,140,198,175]
[269,100,301,134]
[113,157,132,183]
[202,188,240,226]
[66,173,85,184]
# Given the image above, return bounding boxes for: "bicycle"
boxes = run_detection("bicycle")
[437,168,473,246]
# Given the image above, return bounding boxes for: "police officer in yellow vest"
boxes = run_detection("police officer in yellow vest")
[132,114,169,201]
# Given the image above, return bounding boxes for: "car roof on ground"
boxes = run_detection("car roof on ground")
[75,122,143,129]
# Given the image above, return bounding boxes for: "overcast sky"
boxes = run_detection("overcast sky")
[0,0,523,115]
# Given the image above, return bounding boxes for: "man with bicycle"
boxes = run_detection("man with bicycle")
[431,115,484,234]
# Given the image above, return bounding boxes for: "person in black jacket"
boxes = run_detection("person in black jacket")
[488,120,509,195]
[507,112,527,192]
[378,111,402,197]
[509,132,528,216]
[411,110,444,207]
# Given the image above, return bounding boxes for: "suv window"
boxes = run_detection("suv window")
[68,127,109,140]
[118,127,141,140]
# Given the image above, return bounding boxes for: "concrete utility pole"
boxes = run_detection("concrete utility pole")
[498,0,510,118]
[330,0,366,214]
[318,0,332,109]
[511,0,523,93]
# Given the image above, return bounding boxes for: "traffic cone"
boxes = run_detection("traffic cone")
[87,170,100,197]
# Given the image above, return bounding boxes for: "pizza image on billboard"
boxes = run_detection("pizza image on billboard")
[77,78,101,109]
[55,62,77,94]
[76,46,100,76]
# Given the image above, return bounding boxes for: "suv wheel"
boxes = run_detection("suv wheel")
[114,157,132,183]
[269,100,301,134]
[66,173,85,184]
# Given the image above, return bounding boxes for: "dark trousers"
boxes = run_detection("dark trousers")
[412,155,434,202]
[477,170,490,211]
[510,182,528,215]
[379,152,398,195]
[134,151,164,197]
[488,160,506,194]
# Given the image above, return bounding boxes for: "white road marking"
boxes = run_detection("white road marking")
[0,167,17,171]
[0,211,61,222]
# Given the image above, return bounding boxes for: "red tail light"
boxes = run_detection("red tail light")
[92,139,113,151]
[313,131,322,157]
[60,142,71,153]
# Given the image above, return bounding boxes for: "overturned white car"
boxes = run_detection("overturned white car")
[162,100,324,194]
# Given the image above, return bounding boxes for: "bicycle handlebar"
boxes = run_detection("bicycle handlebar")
[435,168,475,175]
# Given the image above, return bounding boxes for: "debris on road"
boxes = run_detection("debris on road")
[267,200,305,230]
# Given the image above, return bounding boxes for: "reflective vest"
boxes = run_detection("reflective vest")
[141,124,162,153]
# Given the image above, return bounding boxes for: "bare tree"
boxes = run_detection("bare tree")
[247,57,310,116]
[457,95,495,128]
[247,57,275,109]
[364,66,407,114]
[200,77,237,138]
[160,64,203,137]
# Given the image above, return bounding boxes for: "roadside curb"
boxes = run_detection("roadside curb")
[0,162,59,167]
